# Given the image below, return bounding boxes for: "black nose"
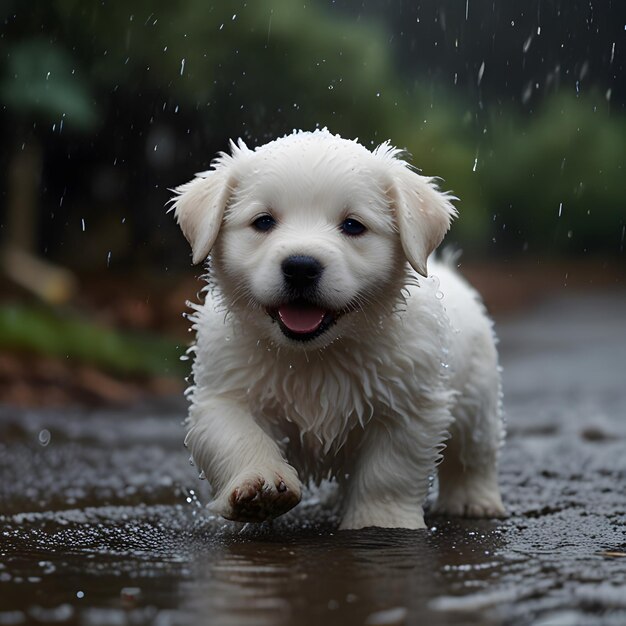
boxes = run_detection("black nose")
[281,255,324,289]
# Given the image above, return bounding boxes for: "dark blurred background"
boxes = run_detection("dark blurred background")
[1,0,624,404]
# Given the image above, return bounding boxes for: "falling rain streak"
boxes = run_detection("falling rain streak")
[477,62,485,86]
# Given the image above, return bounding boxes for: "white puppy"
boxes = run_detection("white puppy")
[172,130,505,530]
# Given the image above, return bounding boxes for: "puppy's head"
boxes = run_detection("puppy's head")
[172,130,456,348]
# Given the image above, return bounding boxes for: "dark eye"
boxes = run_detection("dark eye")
[340,218,367,237]
[251,214,276,232]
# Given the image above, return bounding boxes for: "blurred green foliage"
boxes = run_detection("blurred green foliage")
[0,304,184,376]
[0,0,623,263]
[484,94,626,255]
[0,38,97,129]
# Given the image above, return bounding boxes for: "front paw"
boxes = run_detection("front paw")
[210,467,301,523]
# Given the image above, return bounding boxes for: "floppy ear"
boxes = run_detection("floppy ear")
[387,165,457,277]
[170,140,249,264]
[170,169,233,265]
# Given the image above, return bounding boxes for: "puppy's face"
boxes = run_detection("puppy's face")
[214,151,403,346]
[173,132,456,349]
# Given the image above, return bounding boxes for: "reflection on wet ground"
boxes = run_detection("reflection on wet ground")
[1,292,625,626]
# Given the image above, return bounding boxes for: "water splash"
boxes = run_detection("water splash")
[38,429,51,446]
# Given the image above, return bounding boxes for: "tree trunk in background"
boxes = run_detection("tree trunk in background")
[6,140,41,252]
[2,139,76,303]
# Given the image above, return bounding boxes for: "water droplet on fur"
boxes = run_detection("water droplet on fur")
[198,470,206,480]
[189,456,194,466]
[436,291,444,300]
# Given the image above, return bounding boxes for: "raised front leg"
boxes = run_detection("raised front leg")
[339,412,450,531]
[186,391,301,522]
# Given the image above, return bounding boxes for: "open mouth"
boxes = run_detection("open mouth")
[268,301,338,341]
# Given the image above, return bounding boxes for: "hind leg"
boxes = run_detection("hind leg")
[434,361,506,518]
[434,432,505,518]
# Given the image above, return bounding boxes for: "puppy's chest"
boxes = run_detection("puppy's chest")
[246,352,405,446]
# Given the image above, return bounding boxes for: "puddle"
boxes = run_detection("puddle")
[1,292,626,626]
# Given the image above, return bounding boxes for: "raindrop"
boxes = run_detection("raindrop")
[180,58,185,76]
[523,34,533,53]
[38,429,51,446]
[81,218,85,232]
[522,82,533,104]
[558,202,563,217]
[477,62,485,86]
[472,156,478,172]
[106,251,112,267]
[76,591,84,599]
[610,42,615,64]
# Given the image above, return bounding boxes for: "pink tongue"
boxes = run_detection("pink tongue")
[278,305,326,334]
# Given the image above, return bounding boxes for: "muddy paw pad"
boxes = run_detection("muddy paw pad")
[226,475,300,523]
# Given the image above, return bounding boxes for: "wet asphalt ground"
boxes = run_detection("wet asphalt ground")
[1,291,625,626]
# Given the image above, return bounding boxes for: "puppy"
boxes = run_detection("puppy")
[172,130,505,530]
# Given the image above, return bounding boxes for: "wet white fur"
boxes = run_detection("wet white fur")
[173,130,505,530]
